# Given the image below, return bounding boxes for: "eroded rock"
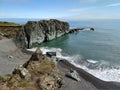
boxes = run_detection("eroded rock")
[16,19,69,48]
[0,48,63,90]
[46,52,56,58]
[37,73,63,90]
[66,69,81,81]
[12,65,31,81]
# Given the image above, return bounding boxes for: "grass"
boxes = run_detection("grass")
[40,60,55,72]
[22,80,29,87]
[0,22,21,26]
[0,76,5,81]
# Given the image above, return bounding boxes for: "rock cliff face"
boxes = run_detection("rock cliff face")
[16,19,69,48]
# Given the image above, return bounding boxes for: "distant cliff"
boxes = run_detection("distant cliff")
[16,19,69,48]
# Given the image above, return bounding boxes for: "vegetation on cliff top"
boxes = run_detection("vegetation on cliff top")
[0,22,21,26]
[0,22,23,38]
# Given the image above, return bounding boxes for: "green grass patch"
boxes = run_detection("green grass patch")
[0,76,4,81]
[22,80,29,87]
[0,22,21,26]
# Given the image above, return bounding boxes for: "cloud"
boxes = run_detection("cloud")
[68,8,89,12]
[106,2,120,7]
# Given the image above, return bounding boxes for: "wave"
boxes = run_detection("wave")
[87,59,98,64]
[27,47,120,82]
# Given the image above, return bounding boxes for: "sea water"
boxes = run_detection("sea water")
[1,18,120,82]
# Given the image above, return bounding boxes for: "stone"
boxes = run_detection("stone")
[12,65,31,81]
[46,52,56,58]
[29,48,43,61]
[90,27,95,31]
[37,73,63,90]
[56,58,64,61]
[7,55,13,59]
[23,48,43,68]
[66,69,81,81]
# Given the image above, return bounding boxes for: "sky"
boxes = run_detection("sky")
[0,0,120,20]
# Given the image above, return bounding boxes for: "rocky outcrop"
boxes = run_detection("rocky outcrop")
[0,48,63,90]
[69,27,95,34]
[90,28,94,31]
[16,19,69,48]
[69,28,84,33]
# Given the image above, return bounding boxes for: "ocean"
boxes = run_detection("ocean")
[1,18,120,82]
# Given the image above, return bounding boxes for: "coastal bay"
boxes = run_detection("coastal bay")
[0,19,120,90]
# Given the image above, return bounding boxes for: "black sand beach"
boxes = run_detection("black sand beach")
[0,38,120,90]
[58,60,120,90]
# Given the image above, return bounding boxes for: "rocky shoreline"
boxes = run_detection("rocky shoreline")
[0,48,63,90]
[1,19,120,90]
[1,44,120,90]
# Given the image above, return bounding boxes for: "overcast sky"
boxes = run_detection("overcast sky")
[0,0,120,20]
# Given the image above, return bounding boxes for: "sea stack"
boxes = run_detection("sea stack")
[16,19,69,48]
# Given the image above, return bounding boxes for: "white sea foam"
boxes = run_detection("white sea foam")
[27,47,70,60]
[87,59,98,64]
[88,68,120,82]
[27,47,120,82]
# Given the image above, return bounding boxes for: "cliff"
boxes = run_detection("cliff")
[16,19,69,48]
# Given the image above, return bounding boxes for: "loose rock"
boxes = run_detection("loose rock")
[66,69,81,81]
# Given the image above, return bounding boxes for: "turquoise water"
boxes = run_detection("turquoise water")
[35,19,120,82]
[1,18,120,81]
[39,19,120,66]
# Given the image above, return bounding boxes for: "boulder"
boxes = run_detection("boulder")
[12,65,31,81]
[16,19,69,48]
[46,52,56,58]
[66,69,81,81]
[37,74,63,90]
[23,48,44,68]
[29,48,43,61]
[90,27,95,31]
